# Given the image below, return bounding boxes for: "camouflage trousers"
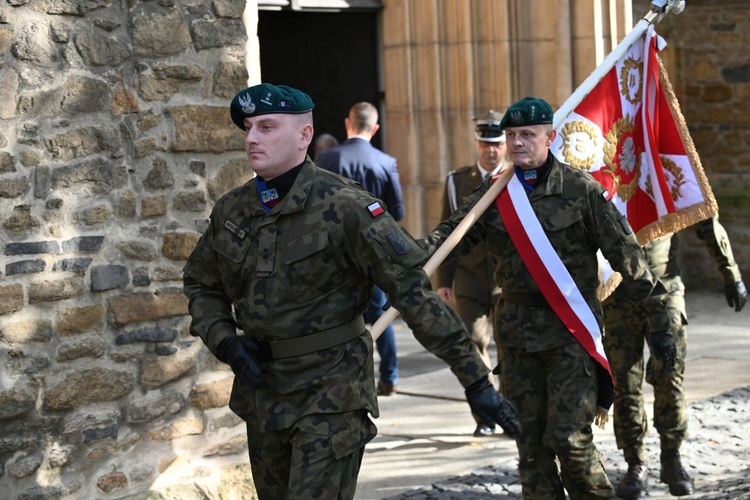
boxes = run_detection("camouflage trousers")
[501,343,615,499]
[246,410,377,499]
[602,276,688,464]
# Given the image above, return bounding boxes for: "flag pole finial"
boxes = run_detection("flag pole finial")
[648,0,686,24]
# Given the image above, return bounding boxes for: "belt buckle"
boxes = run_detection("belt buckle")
[253,338,273,360]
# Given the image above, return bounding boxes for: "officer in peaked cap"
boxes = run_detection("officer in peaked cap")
[184,84,522,499]
[437,108,511,437]
[474,109,506,143]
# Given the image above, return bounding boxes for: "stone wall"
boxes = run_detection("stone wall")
[0,0,258,498]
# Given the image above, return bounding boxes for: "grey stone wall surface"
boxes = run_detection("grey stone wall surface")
[0,0,256,498]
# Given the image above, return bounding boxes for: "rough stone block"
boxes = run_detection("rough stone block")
[189,376,232,409]
[96,471,127,493]
[173,190,206,212]
[108,291,188,326]
[0,388,36,420]
[116,326,177,345]
[0,319,53,343]
[5,259,45,276]
[28,276,85,304]
[62,236,104,253]
[76,204,113,226]
[58,304,105,335]
[169,105,244,153]
[162,232,200,261]
[128,392,185,423]
[117,240,159,261]
[57,335,106,362]
[4,204,41,234]
[141,342,201,388]
[0,284,24,316]
[83,423,118,443]
[91,265,129,292]
[141,196,168,217]
[4,241,59,256]
[44,368,134,410]
[52,257,92,273]
[147,418,204,441]
[6,352,51,375]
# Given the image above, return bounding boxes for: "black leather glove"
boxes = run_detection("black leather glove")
[649,329,676,373]
[216,336,262,388]
[724,280,747,312]
[465,377,521,438]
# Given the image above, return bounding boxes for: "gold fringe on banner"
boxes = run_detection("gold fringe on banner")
[633,56,719,246]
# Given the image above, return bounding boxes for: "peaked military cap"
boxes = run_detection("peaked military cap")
[474,109,505,143]
[499,97,554,129]
[230,83,315,130]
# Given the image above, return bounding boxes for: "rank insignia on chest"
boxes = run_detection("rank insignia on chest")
[224,219,246,239]
[261,188,280,207]
[368,201,385,218]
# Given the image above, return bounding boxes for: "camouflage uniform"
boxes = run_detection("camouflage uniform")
[602,215,745,465]
[422,154,671,499]
[184,158,489,499]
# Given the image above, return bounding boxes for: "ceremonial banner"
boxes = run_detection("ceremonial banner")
[551,26,717,243]
[550,25,717,294]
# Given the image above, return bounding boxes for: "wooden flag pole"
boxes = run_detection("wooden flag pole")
[370,167,514,340]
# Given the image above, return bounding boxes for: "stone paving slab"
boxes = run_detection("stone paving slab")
[356,290,750,499]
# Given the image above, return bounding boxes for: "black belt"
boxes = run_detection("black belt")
[256,316,366,360]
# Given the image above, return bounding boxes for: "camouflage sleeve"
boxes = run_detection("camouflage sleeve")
[342,197,490,388]
[182,210,237,355]
[588,181,671,331]
[693,214,743,284]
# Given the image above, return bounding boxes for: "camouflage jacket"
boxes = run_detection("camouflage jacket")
[643,214,743,284]
[422,154,670,352]
[183,157,488,431]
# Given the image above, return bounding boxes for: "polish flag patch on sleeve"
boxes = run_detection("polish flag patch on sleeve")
[367,201,385,218]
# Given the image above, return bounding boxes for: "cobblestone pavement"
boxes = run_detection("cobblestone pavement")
[383,386,750,499]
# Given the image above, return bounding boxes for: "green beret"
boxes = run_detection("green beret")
[500,97,553,129]
[230,83,314,130]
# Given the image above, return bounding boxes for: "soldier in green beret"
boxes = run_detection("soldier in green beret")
[604,216,747,499]
[183,83,521,499]
[422,96,678,499]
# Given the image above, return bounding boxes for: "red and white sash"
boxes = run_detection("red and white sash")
[495,173,611,374]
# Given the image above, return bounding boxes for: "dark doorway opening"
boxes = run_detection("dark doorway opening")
[258,10,382,154]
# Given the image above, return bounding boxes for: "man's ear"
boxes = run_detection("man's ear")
[370,123,380,137]
[300,123,314,150]
[546,128,557,146]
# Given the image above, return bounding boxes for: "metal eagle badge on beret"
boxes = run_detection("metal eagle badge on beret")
[230,83,315,130]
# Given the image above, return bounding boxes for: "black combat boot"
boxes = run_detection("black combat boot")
[660,449,694,496]
[615,462,648,499]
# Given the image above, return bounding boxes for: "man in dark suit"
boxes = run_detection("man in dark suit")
[437,110,511,436]
[317,102,405,395]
